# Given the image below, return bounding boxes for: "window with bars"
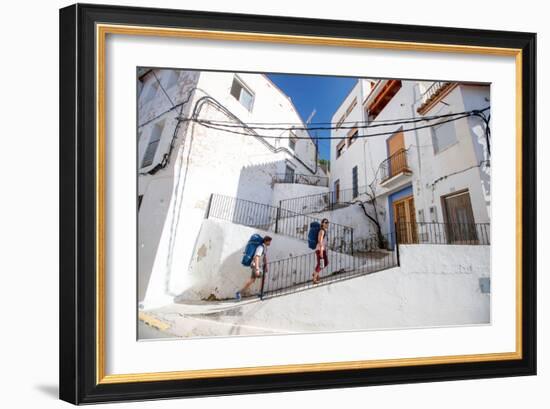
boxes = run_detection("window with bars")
[288,131,297,151]
[284,165,295,183]
[141,122,164,168]
[346,98,357,116]
[230,77,255,111]
[347,128,359,146]
[336,140,346,159]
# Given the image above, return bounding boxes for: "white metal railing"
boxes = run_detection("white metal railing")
[420,81,451,106]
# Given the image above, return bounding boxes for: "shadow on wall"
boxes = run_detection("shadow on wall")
[138,145,286,301]
[139,154,295,303]
[235,160,283,204]
[173,248,253,302]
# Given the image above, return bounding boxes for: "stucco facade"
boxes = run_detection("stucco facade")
[137,69,326,308]
[328,79,491,241]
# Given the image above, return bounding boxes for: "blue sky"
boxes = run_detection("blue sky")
[266,74,358,161]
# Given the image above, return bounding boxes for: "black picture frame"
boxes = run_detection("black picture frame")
[59,3,536,405]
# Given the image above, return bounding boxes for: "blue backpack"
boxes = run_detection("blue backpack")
[308,222,321,250]
[241,234,264,266]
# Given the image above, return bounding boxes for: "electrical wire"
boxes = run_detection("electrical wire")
[198,108,489,131]
[152,70,175,107]
[191,111,478,140]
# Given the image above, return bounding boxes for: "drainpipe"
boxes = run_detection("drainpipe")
[410,85,425,218]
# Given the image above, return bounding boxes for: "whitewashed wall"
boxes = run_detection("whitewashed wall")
[329,80,491,233]
[309,203,381,241]
[154,244,490,335]
[329,80,370,191]
[412,85,491,225]
[180,219,356,300]
[137,69,325,308]
[271,183,329,208]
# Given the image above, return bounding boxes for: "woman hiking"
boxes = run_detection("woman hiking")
[313,218,329,284]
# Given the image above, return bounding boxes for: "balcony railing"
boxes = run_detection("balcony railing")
[279,185,368,215]
[395,221,490,245]
[272,173,329,187]
[379,149,411,183]
[418,81,452,113]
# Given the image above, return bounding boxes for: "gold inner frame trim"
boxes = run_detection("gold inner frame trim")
[95,23,523,385]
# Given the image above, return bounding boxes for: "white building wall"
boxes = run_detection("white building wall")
[329,80,370,191]
[309,203,379,242]
[271,183,329,208]
[137,69,326,308]
[412,85,491,225]
[147,244,490,337]
[329,79,491,235]
[182,218,357,301]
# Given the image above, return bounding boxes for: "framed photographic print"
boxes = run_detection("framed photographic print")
[59,3,536,404]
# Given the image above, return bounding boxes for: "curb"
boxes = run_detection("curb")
[138,311,171,332]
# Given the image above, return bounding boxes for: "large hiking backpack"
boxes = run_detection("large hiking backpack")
[241,234,264,266]
[308,222,321,250]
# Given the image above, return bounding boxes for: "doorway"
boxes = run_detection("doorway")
[442,190,478,244]
[393,194,418,244]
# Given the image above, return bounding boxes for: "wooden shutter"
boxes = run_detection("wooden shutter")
[388,131,405,177]
[443,191,477,243]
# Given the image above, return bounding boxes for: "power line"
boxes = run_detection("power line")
[152,70,175,107]
[192,111,479,140]
[192,108,487,126]
[197,109,488,132]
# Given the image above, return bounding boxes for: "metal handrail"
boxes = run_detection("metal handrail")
[278,185,369,215]
[272,173,329,187]
[395,221,490,245]
[420,81,451,105]
[379,148,411,182]
[259,231,398,299]
[207,194,355,254]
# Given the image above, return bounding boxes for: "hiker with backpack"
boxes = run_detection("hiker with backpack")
[312,218,329,284]
[236,235,272,300]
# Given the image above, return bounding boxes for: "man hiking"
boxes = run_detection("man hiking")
[236,236,272,300]
[312,218,329,284]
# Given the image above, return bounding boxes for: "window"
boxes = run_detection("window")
[288,132,297,151]
[367,80,402,120]
[347,128,359,146]
[163,70,179,89]
[230,77,254,111]
[352,166,358,198]
[432,119,457,154]
[333,180,340,203]
[142,78,159,104]
[284,165,295,183]
[346,98,357,116]
[336,140,346,159]
[336,114,346,129]
[141,122,164,168]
